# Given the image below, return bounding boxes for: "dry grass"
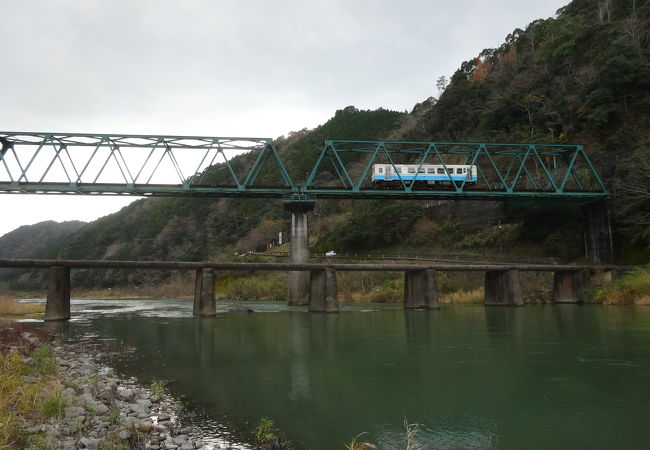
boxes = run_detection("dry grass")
[0,344,62,448]
[0,296,45,316]
[439,287,484,304]
[595,268,650,305]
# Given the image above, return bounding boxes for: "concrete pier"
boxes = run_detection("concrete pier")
[45,266,70,321]
[484,269,523,306]
[285,201,315,306]
[404,269,439,309]
[194,268,216,316]
[309,269,338,312]
[585,268,614,289]
[584,199,613,264]
[552,270,584,303]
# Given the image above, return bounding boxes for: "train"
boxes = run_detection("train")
[371,164,478,187]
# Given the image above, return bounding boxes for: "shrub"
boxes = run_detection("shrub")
[595,267,650,304]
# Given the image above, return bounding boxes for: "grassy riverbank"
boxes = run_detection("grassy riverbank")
[595,267,650,305]
[0,295,45,316]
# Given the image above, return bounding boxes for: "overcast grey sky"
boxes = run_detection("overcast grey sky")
[0,0,569,238]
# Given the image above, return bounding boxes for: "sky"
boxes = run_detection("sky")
[0,0,570,238]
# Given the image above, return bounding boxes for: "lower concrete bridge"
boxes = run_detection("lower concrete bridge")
[0,259,617,321]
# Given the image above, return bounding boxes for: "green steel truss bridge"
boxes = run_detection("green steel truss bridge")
[0,132,609,202]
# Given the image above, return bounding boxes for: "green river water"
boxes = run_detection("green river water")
[41,299,650,449]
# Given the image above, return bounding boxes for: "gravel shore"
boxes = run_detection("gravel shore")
[4,323,248,449]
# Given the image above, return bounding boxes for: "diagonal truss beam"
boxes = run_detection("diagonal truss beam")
[0,133,608,201]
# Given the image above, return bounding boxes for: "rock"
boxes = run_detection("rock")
[151,394,160,403]
[98,388,114,401]
[64,406,85,419]
[93,404,109,415]
[118,429,131,440]
[180,444,194,450]
[117,387,135,401]
[137,421,154,433]
[21,375,37,383]
[80,437,100,449]
[130,403,149,415]
[63,387,77,397]
[157,413,171,422]
[136,398,152,408]
[173,435,189,445]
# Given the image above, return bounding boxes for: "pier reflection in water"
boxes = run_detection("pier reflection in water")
[57,299,650,449]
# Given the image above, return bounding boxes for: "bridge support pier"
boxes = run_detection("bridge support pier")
[285,201,315,306]
[484,270,523,306]
[585,268,614,289]
[553,270,584,303]
[309,269,338,312]
[45,266,70,321]
[584,199,614,264]
[194,268,216,316]
[404,269,439,309]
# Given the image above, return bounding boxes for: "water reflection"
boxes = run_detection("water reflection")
[58,299,650,450]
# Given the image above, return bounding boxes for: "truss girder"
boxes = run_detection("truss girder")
[0,132,296,196]
[302,140,609,200]
[0,133,608,201]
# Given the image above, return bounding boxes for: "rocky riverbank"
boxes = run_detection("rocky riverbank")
[0,322,248,449]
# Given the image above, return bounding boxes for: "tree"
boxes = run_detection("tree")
[435,76,448,97]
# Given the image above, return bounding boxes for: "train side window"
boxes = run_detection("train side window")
[408,168,416,174]
[378,167,383,173]
[456,168,463,174]
[437,168,445,174]
[427,168,435,174]
[463,168,467,173]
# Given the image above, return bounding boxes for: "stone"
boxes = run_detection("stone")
[80,437,100,449]
[118,429,131,440]
[157,413,171,422]
[136,398,152,408]
[180,444,194,450]
[117,387,135,401]
[173,435,189,445]
[64,406,85,419]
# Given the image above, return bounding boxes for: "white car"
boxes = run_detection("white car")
[325,251,337,257]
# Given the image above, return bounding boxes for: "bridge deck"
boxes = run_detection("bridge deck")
[0,259,617,272]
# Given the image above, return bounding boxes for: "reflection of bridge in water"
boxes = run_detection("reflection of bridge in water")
[0,259,616,321]
[0,132,613,305]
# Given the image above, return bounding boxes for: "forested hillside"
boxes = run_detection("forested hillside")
[1,0,649,290]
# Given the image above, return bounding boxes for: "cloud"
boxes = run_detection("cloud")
[0,0,568,236]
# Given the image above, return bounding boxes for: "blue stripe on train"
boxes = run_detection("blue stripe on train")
[372,175,477,182]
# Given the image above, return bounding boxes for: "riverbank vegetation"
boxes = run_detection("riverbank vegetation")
[0,295,44,316]
[595,267,650,304]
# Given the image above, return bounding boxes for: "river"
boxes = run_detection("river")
[36,299,650,449]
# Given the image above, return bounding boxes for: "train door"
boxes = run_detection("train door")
[385,166,392,180]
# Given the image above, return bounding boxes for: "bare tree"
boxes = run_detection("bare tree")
[598,0,612,23]
[616,152,650,228]
[436,76,448,97]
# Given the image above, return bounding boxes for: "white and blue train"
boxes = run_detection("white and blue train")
[371,164,477,187]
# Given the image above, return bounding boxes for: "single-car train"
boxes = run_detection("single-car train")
[371,164,477,187]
